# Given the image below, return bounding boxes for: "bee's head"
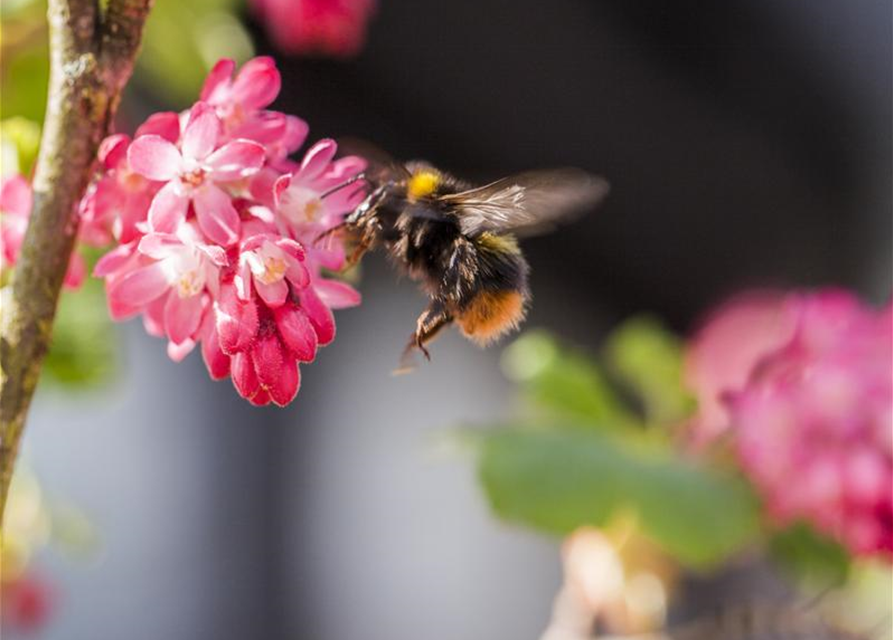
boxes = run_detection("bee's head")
[405,165,441,202]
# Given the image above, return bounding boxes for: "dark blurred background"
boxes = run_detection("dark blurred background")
[21,0,891,638]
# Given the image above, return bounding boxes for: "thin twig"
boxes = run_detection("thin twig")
[0,0,153,527]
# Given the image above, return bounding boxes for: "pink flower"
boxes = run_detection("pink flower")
[269,139,366,269]
[251,0,377,58]
[1,174,85,288]
[200,57,307,162]
[236,234,309,307]
[105,225,225,350]
[686,289,893,558]
[80,113,181,244]
[128,103,265,245]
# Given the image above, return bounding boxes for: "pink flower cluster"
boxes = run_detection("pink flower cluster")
[686,289,892,558]
[251,0,377,58]
[79,57,364,406]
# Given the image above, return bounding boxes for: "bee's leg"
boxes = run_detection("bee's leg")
[395,303,453,373]
[345,217,383,267]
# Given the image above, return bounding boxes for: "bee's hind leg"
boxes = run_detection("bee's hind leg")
[394,303,453,374]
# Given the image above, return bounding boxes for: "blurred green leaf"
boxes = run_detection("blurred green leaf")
[477,427,760,567]
[43,262,117,387]
[0,46,50,122]
[136,0,253,105]
[501,331,638,430]
[604,316,695,424]
[1,117,41,175]
[770,522,850,587]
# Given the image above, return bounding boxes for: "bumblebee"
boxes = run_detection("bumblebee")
[322,158,608,369]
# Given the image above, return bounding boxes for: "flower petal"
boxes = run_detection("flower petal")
[296,139,337,182]
[286,261,310,290]
[138,232,183,259]
[275,304,317,362]
[205,140,266,182]
[98,134,130,169]
[135,112,182,143]
[231,351,260,400]
[231,56,281,111]
[200,58,236,103]
[269,358,299,407]
[108,262,169,309]
[215,284,259,354]
[164,290,204,345]
[148,181,189,233]
[314,278,361,309]
[128,135,181,181]
[256,278,288,308]
[168,338,196,362]
[201,320,231,380]
[63,252,87,289]
[182,103,221,161]
[93,241,137,277]
[142,294,168,336]
[299,286,335,346]
[248,388,271,406]
[194,184,240,246]
[281,116,309,155]
[252,334,284,390]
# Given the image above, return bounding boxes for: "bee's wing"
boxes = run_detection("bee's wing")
[443,168,609,237]
[335,137,411,185]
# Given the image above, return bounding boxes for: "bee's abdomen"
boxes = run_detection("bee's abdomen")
[456,289,528,346]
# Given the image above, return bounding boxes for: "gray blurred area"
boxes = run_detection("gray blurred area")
[14,0,892,638]
[25,260,564,640]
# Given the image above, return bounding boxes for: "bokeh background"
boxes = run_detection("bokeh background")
[3,0,891,638]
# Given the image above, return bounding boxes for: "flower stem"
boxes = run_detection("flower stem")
[0,0,152,527]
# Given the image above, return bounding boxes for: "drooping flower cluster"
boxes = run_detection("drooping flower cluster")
[250,0,377,58]
[80,57,364,406]
[685,289,892,558]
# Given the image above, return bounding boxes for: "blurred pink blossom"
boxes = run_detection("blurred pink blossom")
[251,0,377,58]
[1,174,86,289]
[686,289,893,558]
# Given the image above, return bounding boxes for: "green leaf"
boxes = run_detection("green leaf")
[604,316,695,424]
[501,331,638,430]
[769,522,850,587]
[43,265,117,387]
[477,427,759,567]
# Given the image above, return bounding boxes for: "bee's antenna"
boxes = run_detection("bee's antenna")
[319,172,366,200]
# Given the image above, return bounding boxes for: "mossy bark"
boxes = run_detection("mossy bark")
[0,0,152,527]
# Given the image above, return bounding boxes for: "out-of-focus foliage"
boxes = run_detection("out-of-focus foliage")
[770,522,850,587]
[138,0,253,105]
[477,427,759,567]
[0,118,41,175]
[0,0,254,120]
[501,330,639,431]
[0,0,50,122]
[42,259,118,387]
[476,321,760,568]
[604,316,695,425]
